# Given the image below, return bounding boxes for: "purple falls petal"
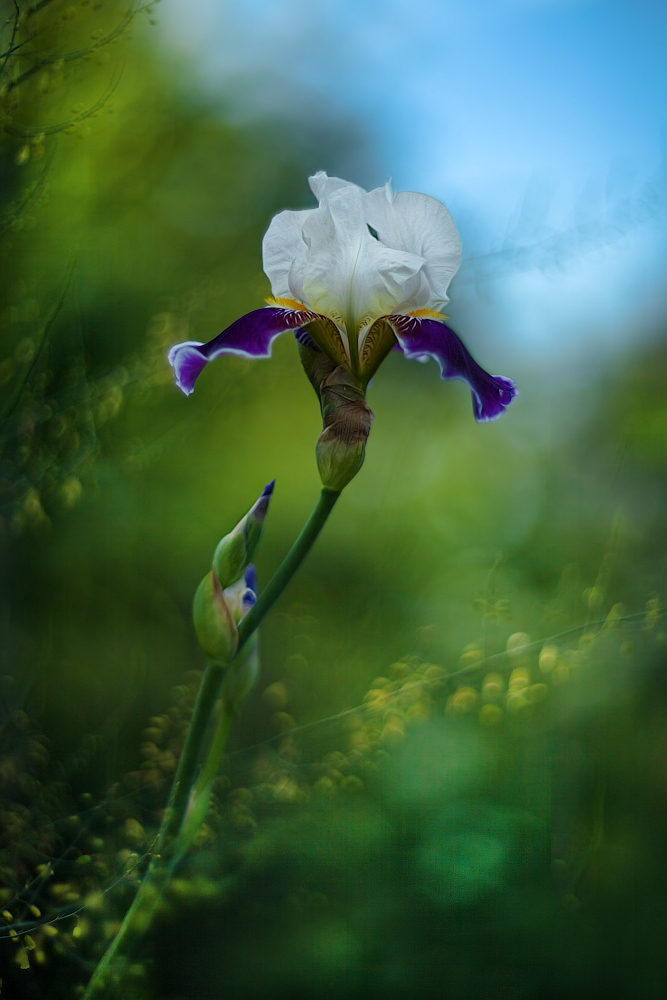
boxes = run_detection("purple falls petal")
[388,315,518,422]
[168,306,316,395]
[167,341,209,396]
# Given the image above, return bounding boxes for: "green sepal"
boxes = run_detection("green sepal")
[192,570,238,664]
[212,528,247,589]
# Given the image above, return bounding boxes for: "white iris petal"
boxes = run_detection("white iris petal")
[261,172,462,362]
[363,185,462,309]
[262,207,314,301]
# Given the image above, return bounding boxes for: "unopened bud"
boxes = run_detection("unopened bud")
[298,342,373,492]
[316,377,372,490]
[193,570,238,664]
[213,482,274,588]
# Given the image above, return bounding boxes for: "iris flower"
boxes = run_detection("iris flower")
[169,172,517,422]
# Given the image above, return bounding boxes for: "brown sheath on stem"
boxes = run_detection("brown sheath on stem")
[298,341,373,492]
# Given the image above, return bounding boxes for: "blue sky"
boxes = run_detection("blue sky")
[162,0,667,361]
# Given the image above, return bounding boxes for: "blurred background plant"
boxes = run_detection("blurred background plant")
[0,0,666,997]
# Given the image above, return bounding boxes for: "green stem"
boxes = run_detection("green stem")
[155,661,226,854]
[173,697,236,863]
[80,863,169,998]
[166,486,340,846]
[237,487,340,650]
[169,486,340,846]
[195,699,235,795]
[82,664,227,998]
[82,486,341,997]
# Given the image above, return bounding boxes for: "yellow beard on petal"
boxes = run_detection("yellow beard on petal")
[406,308,448,321]
[264,294,349,368]
[265,296,311,312]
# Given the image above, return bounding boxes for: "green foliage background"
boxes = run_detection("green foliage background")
[0,3,666,997]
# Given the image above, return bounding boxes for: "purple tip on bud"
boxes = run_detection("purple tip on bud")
[251,481,274,525]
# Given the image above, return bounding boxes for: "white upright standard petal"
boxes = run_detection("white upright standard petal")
[260,172,463,372]
[299,178,431,336]
[262,207,314,302]
[364,185,462,307]
[308,171,360,202]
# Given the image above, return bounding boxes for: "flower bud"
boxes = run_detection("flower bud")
[213,482,274,588]
[192,570,238,664]
[316,365,373,491]
[298,341,373,492]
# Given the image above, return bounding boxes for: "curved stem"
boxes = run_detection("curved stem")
[80,862,169,998]
[82,664,227,999]
[173,697,236,863]
[155,661,226,854]
[82,486,341,998]
[237,487,340,650]
[150,481,341,860]
[195,699,235,795]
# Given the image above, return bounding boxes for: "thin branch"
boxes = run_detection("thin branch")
[4,63,123,137]
[27,0,63,17]
[0,258,75,429]
[0,143,55,239]
[227,607,666,759]
[0,1,20,74]
[5,4,136,95]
